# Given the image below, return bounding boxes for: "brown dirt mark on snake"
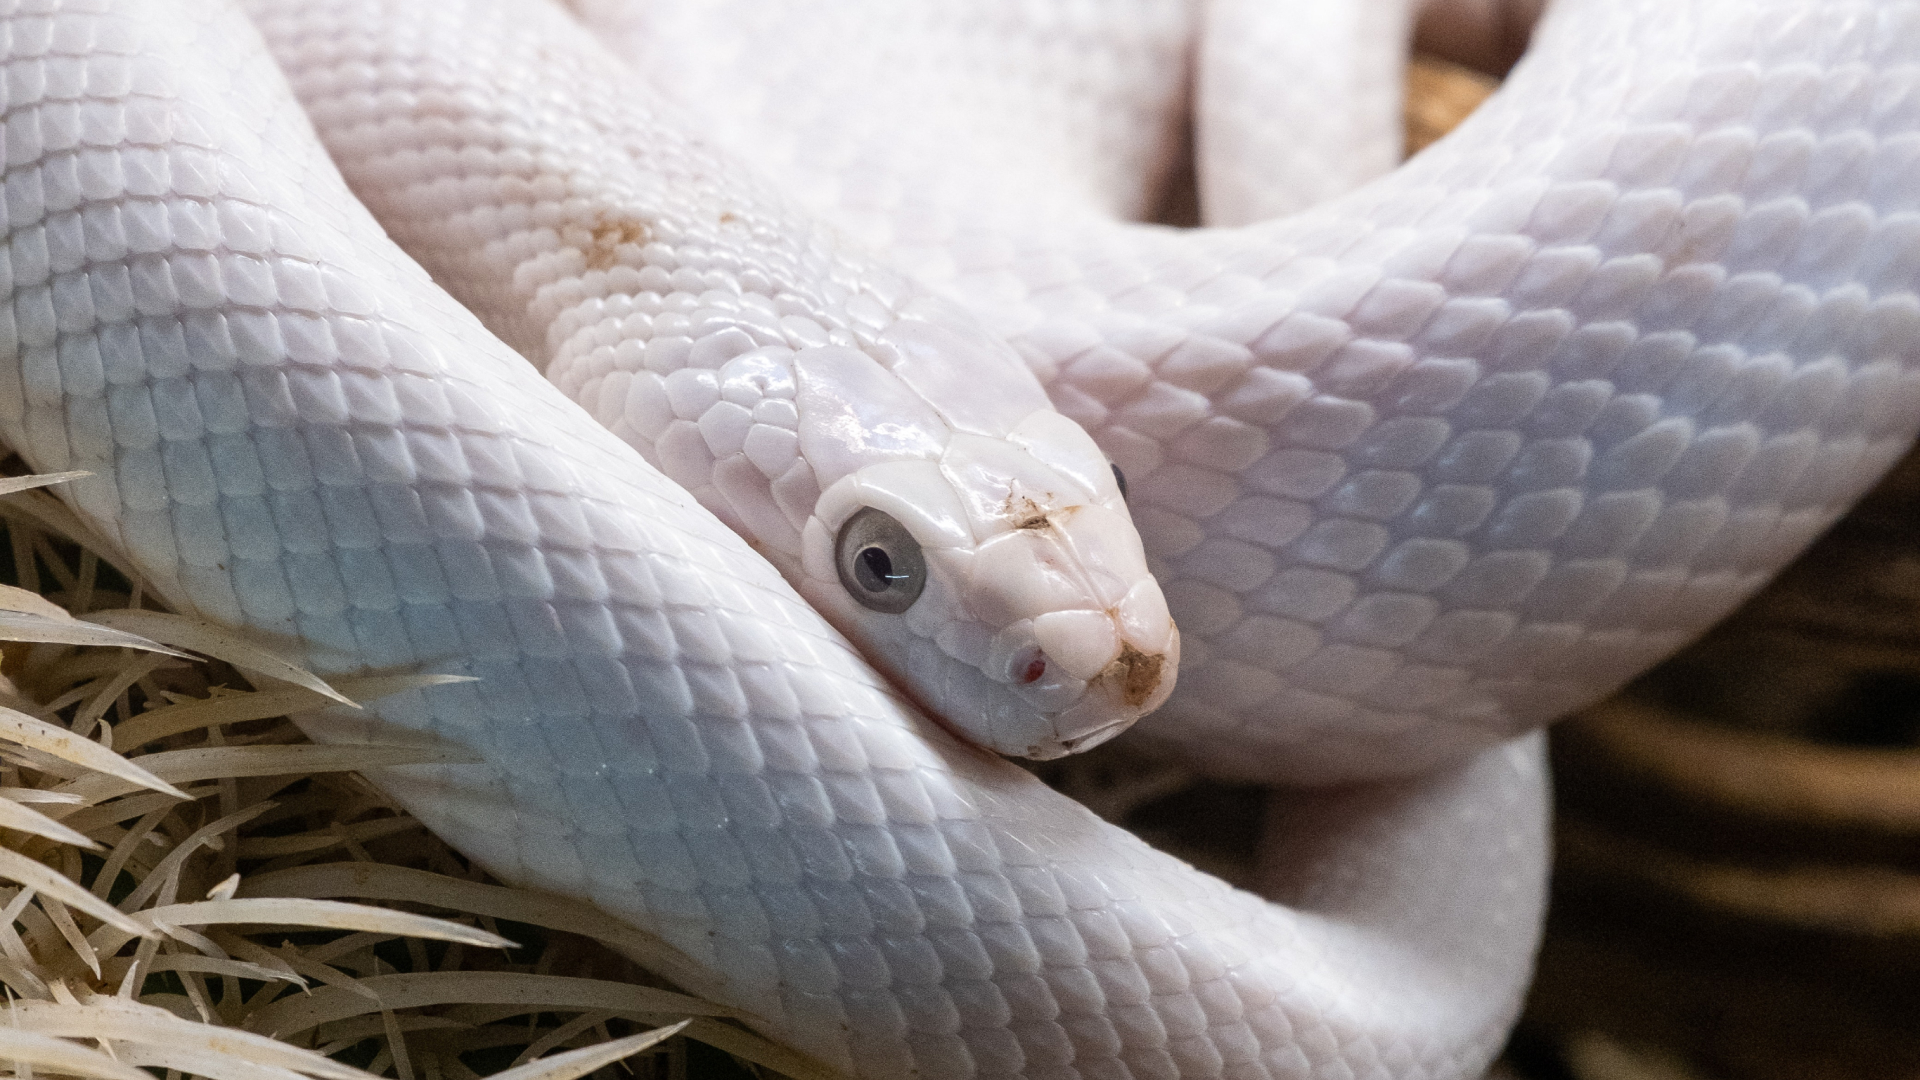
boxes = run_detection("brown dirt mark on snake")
[575,212,653,271]
[1108,645,1164,708]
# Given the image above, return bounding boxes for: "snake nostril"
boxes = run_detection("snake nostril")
[1019,654,1047,684]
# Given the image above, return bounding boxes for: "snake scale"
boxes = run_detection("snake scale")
[0,0,1914,1077]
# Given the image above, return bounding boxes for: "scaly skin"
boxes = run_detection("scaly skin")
[0,0,1910,1077]
[244,0,1178,761]
[579,0,1920,783]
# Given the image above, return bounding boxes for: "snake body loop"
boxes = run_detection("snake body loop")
[574,0,1920,783]
[255,0,1181,762]
[0,0,1914,1078]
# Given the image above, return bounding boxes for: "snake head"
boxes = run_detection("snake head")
[789,310,1179,759]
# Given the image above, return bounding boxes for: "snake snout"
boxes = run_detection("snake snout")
[969,506,1179,759]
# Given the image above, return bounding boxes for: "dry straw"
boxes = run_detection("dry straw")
[0,466,826,1080]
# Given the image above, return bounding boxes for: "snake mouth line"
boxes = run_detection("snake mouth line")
[1053,715,1134,755]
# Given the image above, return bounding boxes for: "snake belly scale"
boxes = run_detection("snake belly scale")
[0,1,1912,1079]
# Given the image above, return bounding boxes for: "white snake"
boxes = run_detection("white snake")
[0,0,1915,1077]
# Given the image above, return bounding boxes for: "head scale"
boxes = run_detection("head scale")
[784,301,1180,758]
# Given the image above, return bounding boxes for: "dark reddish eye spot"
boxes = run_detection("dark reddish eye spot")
[1020,656,1047,684]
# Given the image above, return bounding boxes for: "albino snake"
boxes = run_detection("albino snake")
[0,0,1916,1077]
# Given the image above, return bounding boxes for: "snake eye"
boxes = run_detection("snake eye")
[835,507,927,614]
[1111,463,1129,502]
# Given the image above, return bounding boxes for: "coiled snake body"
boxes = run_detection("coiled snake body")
[0,0,1915,1077]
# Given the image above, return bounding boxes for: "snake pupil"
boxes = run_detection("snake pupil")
[834,507,928,614]
[858,546,894,591]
